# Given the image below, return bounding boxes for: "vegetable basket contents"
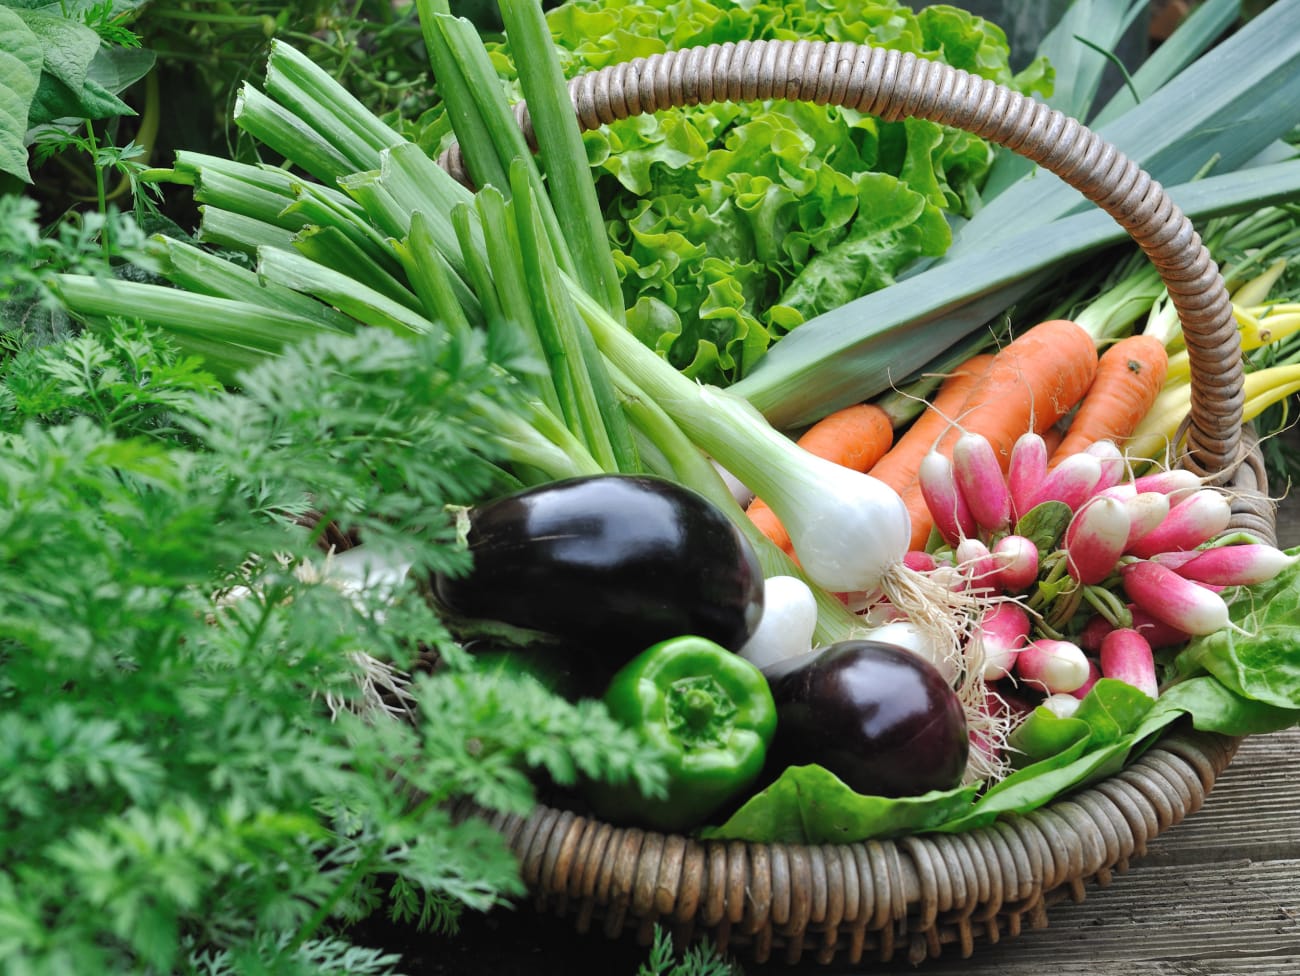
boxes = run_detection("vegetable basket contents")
[46,0,1300,968]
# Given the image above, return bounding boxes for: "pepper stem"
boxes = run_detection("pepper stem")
[679,686,716,731]
[666,676,735,748]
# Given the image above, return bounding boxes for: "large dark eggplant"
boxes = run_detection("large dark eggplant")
[762,640,968,797]
[434,474,765,659]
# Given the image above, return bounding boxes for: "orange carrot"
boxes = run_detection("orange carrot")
[796,402,895,473]
[746,403,894,552]
[931,319,1098,467]
[899,320,1098,551]
[1049,333,1168,466]
[865,352,995,551]
[867,352,997,495]
[901,487,937,553]
[746,500,794,553]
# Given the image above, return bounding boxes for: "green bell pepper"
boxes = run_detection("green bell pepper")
[587,635,777,833]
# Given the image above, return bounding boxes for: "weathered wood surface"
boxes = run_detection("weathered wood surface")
[406,484,1300,975]
[853,735,1300,975]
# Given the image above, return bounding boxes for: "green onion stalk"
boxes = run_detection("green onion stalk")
[54,0,1300,645]
[54,6,871,639]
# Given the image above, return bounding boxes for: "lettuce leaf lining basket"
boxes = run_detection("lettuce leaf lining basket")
[447,39,1276,965]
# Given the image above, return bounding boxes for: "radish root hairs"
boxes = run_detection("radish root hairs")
[212,550,421,723]
[874,566,1017,785]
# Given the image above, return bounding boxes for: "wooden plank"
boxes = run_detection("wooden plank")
[866,859,1300,974]
[1138,732,1300,865]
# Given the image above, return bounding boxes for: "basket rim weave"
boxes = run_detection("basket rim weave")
[439,38,1279,966]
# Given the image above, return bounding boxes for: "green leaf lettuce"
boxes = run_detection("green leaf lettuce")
[428,0,1052,385]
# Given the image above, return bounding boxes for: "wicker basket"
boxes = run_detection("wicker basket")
[445,40,1279,966]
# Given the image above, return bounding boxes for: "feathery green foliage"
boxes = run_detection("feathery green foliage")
[0,314,665,974]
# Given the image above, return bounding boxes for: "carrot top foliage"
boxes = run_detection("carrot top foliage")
[0,276,666,973]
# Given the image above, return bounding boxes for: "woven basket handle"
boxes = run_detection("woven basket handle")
[440,39,1244,481]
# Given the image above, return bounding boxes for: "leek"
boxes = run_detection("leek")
[950,0,1300,258]
[731,0,1300,429]
[495,0,624,321]
[733,159,1300,428]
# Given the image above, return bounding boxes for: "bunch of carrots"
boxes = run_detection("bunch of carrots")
[747,317,1170,555]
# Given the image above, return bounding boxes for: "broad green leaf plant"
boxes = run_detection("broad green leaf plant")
[0,0,153,186]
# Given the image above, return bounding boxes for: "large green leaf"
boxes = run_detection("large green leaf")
[19,8,132,126]
[701,764,978,844]
[0,7,42,183]
[85,44,155,99]
[1174,549,1300,710]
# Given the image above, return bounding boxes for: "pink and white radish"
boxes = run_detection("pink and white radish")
[919,450,978,545]
[1025,452,1103,512]
[955,537,1000,594]
[1069,658,1103,700]
[1128,604,1192,649]
[1131,467,1203,501]
[991,534,1040,593]
[1099,627,1159,698]
[903,550,939,573]
[1120,560,1230,636]
[1126,488,1232,558]
[1014,638,1091,694]
[1041,693,1082,718]
[1084,439,1128,494]
[1149,550,1202,572]
[1123,492,1171,546]
[977,600,1031,680]
[953,432,1012,534]
[1170,543,1299,587]
[1008,431,1048,521]
[1064,495,1132,585]
[1077,614,1114,652]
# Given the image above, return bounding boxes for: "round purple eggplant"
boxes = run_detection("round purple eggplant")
[433,474,764,659]
[762,639,968,797]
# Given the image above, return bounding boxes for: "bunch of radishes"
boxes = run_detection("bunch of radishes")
[911,430,1294,720]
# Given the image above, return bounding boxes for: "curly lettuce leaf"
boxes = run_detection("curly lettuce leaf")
[430,0,1053,385]
[774,170,951,323]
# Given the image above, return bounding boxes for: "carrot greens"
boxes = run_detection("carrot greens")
[0,307,666,973]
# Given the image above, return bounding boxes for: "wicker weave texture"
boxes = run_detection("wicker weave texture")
[437,38,1275,965]
[460,731,1237,965]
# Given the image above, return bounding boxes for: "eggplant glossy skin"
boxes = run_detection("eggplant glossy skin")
[434,475,764,657]
[762,640,968,797]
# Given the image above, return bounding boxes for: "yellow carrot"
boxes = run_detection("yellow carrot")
[1128,363,1300,463]
[1166,305,1300,384]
